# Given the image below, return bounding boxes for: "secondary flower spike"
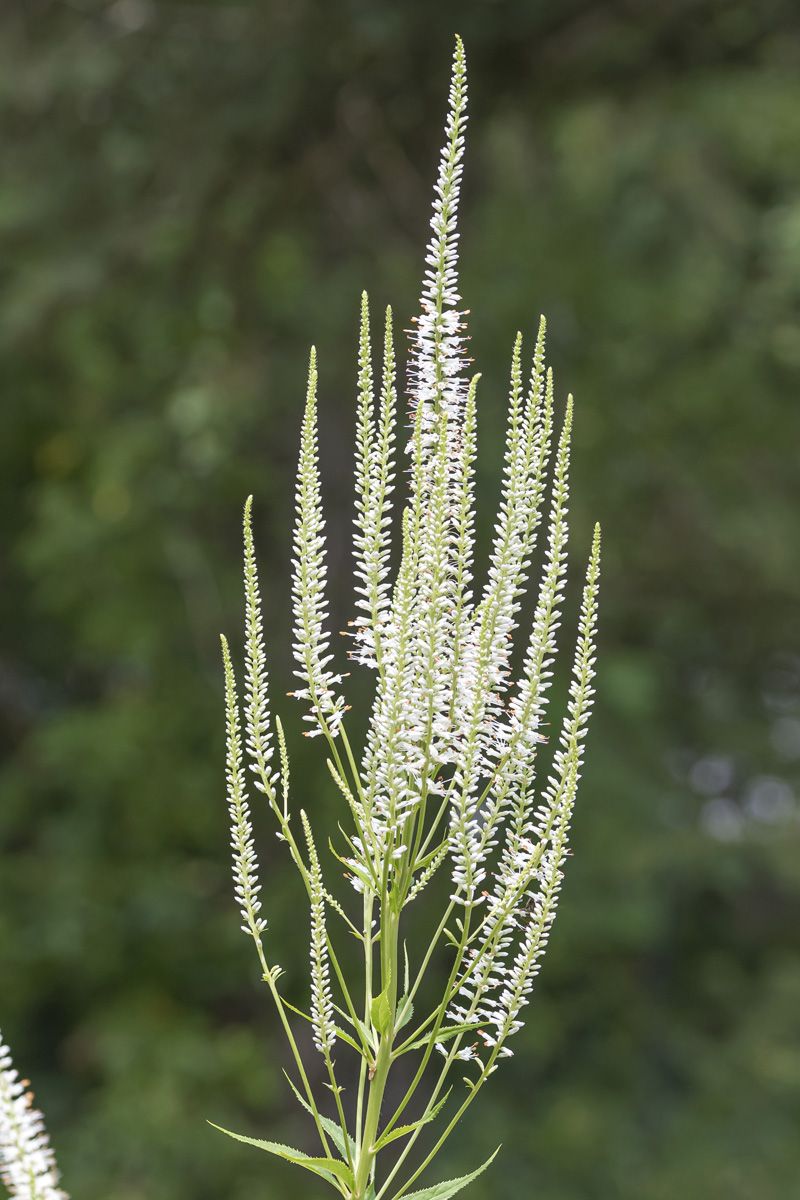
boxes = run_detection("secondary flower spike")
[0,1034,67,1200]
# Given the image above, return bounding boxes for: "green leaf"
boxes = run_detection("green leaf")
[371,987,392,1036]
[395,995,414,1033]
[354,1014,371,1041]
[374,1088,450,1150]
[328,837,373,892]
[413,841,447,873]
[401,1146,501,1199]
[335,1025,366,1055]
[208,1122,354,1189]
[282,1071,356,1162]
[281,998,313,1023]
[282,1000,365,1055]
[402,1021,483,1053]
[331,1001,358,1028]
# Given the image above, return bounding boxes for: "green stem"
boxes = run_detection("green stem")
[325,1053,355,1175]
[387,1063,491,1200]
[355,892,375,1146]
[354,906,398,1198]
[354,1033,392,1198]
[252,937,336,1169]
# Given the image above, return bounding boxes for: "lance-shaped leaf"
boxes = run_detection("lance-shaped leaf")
[400,1146,501,1200]
[282,1071,357,1164]
[208,1124,353,1190]
[374,1089,451,1151]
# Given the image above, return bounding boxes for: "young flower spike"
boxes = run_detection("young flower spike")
[290,348,346,739]
[216,35,601,1200]
[301,811,336,1058]
[351,298,397,671]
[243,494,279,801]
[0,1034,67,1200]
[221,634,266,941]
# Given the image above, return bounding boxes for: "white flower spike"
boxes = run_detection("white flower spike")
[217,34,601,1200]
[0,1035,67,1200]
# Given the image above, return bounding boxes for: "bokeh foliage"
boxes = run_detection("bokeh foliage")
[1,2,799,1198]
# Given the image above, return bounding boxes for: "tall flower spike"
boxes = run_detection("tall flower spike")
[290,348,345,737]
[407,353,456,775]
[443,516,600,1063]
[301,811,336,1056]
[416,38,475,765]
[447,372,478,722]
[444,334,552,906]
[221,634,266,940]
[501,391,574,859]
[352,299,397,672]
[404,41,470,758]
[352,291,376,664]
[408,34,469,483]
[442,395,578,1042]
[0,1034,67,1200]
[397,42,471,790]
[493,525,601,1047]
[359,509,423,883]
[373,307,398,627]
[243,496,278,799]
[464,326,553,755]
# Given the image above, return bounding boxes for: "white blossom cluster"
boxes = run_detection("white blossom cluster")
[351,298,397,671]
[0,1035,66,1200]
[440,523,600,1064]
[221,633,267,938]
[219,36,601,1186]
[289,348,347,739]
[302,813,336,1057]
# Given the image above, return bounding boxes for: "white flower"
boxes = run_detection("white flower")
[0,1035,67,1200]
[290,349,346,739]
[302,812,336,1057]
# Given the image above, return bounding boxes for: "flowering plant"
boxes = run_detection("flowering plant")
[216,34,601,1200]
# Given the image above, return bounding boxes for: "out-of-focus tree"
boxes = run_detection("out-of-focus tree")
[1,2,798,1197]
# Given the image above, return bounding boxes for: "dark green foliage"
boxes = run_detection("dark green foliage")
[1,3,798,1197]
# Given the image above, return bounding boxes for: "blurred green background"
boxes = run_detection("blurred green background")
[2,2,800,1198]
